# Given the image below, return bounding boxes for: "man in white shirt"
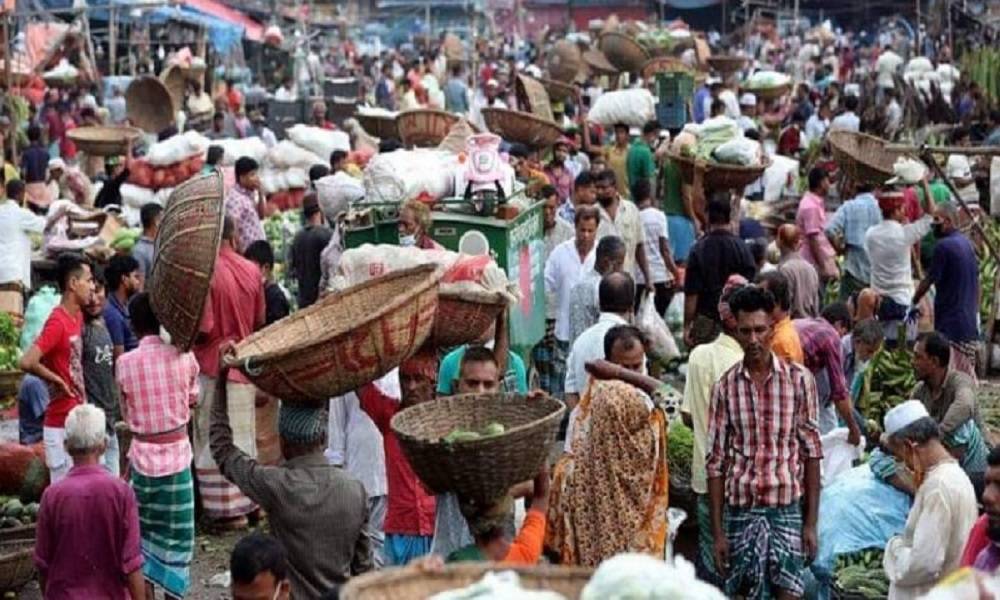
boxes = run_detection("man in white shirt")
[882,401,977,599]
[544,206,599,396]
[326,370,394,568]
[563,271,642,450]
[830,95,861,133]
[857,181,935,326]
[805,102,831,144]
[274,77,297,102]
[470,79,508,131]
[886,88,904,138]
[0,180,63,290]
[876,46,904,90]
[594,170,653,292]
[736,93,757,133]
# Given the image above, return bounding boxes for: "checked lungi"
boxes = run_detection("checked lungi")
[132,468,196,597]
[725,504,806,600]
[950,340,980,383]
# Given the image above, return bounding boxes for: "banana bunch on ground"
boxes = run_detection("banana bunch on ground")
[861,335,916,432]
[975,219,1000,326]
[834,548,890,598]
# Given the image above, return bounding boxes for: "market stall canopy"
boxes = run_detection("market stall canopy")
[143,5,250,54]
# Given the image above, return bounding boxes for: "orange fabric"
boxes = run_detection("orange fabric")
[772,316,805,364]
[502,509,546,565]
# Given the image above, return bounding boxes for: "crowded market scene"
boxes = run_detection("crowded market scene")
[1,0,1000,597]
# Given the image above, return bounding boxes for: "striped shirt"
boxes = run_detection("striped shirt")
[115,335,200,477]
[794,318,849,405]
[224,184,265,253]
[706,354,823,508]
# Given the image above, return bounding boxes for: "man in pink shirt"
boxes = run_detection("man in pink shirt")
[34,404,145,600]
[192,217,266,529]
[796,168,839,296]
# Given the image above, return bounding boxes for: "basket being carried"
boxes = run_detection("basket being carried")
[742,70,793,101]
[668,117,769,191]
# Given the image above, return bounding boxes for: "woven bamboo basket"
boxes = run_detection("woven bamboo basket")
[744,82,792,102]
[226,266,441,405]
[391,393,565,504]
[429,289,508,349]
[538,76,576,102]
[599,32,650,73]
[160,64,187,113]
[397,109,461,148]
[706,55,747,74]
[356,113,400,140]
[582,49,619,76]
[515,74,554,121]
[340,563,594,600]
[67,126,142,156]
[126,75,175,133]
[0,539,35,593]
[0,370,23,398]
[828,130,908,185]
[547,40,583,83]
[482,108,562,150]
[639,56,692,80]
[148,172,224,352]
[342,564,593,600]
[669,151,770,191]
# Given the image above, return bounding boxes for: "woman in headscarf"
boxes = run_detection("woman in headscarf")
[398,199,444,250]
[545,325,672,567]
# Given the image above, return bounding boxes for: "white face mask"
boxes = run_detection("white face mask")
[399,234,417,247]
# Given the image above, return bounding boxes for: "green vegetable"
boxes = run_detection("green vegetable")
[482,422,506,437]
[668,422,694,484]
[2,498,23,518]
[443,421,507,444]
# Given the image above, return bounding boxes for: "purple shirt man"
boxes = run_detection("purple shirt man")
[34,464,144,599]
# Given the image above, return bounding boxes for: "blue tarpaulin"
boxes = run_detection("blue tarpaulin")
[144,5,245,54]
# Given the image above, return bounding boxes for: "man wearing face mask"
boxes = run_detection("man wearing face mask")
[882,401,978,600]
[912,202,980,379]
[593,170,654,295]
[397,199,443,250]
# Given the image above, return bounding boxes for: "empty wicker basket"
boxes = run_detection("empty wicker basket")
[599,31,650,73]
[669,151,770,192]
[397,109,462,147]
[341,564,593,600]
[706,55,748,74]
[391,393,566,504]
[429,289,508,349]
[829,130,908,185]
[547,40,583,83]
[226,265,441,406]
[482,108,562,150]
[67,126,142,156]
[582,49,619,76]
[126,75,175,133]
[148,172,225,352]
[356,113,400,140]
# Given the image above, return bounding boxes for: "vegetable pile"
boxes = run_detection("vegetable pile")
[860,328,916,432]
[833,549,889,599]
[127,155,205,190]
[443,422,507,444]
[667,422,693,485]
[0,496,39,529]
[0,312,22,371]
[976,218,1000,327]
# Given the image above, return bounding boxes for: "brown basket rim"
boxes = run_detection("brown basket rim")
[391,392,566,447]
[640,57,694,80]
[481,108,562,147]
[396,108,461,124]
[66,125,143,144]
[148,171,224,352]
[667,149,771,174]
[537,76,577,101]
[341,563,593,599]
[438,287,509,305]
[598,31,651,71]
[706,55,748,71]
[227,264,442,367]
[828,129,895,173]
[125,75,175,133]
[582,48,619,74]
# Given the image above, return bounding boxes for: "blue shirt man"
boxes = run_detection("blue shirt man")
[924,227,979,343]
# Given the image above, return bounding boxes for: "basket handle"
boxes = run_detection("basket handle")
[221,353,264,377]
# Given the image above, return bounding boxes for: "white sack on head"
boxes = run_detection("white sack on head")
[316,172,364,222]
[587,89,656,127]
[266,140,325,170]
[212,137,268,166]
[287,124,351,161]
[145,130,210,166]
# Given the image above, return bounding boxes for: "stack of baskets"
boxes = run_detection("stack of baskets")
[828,130,907,185]
[341,564,593,600]
[397,109,463,147]
[226,266,442,405]
[391,393,565,504]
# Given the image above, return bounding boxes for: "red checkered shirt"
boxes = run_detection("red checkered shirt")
[705,353,823,508]
[116,335,200,477]
[794,317,849,405]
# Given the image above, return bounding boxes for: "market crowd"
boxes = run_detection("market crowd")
[2,11,1000,600]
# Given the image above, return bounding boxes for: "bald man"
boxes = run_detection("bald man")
[777,224,821,318]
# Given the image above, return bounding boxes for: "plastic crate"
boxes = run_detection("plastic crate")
[656,101,688,129]
[655,71,695,101]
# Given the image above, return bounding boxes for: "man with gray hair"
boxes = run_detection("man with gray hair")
[33,404,146,599]
[912,201,980,379]
[882,400,978,599]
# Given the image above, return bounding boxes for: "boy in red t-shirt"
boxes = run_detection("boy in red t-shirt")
[20,253,95,483]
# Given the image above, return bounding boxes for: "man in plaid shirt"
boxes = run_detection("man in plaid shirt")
[706,285,823,600]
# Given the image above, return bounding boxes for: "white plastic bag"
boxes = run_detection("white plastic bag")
[316,172,364,222]
[213,137,268,166]
[587,89,656,127]
[287,124,351,161]
[362,149,458,205]
[712,138,761,166]
[266,140,324,169]
[146,130,210,166]
[821,428,863,486]
[637,293,679,362]
[120,183,156,209]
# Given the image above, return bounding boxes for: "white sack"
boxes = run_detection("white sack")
[212,137,268,166]
[287,125,351,161]
[316,172,364,222]
[587,89,656,127]
[362,149,458,205]
[146,130,209,166]
[266,140,325,170]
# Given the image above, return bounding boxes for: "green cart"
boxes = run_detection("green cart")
[343,200,546,363]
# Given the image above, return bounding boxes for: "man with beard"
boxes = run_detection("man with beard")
[102,255,143,358]
[882,401,977,599]
[593,170,653,294]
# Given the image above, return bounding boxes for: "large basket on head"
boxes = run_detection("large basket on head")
[599,31,650,73]
[482,108,562,150]
[356,113,400,140]
[397,109,462,147]
[67,126,142,156]
[341,564,593,600]
[547,40,583,83]
[640,56,691,80]
[429,289,508,349]
[126,75,175,134]
[160,64,186,113]
[582,49,619,76]
[669,151,770,192]
[391,393,566,504]
[828,130,908,186]
[538,76,576,103]
[225,266,441,406]
[148,172,224,352]
[744,82,792,102]
[706,54,747,74]
[0,538,35,593]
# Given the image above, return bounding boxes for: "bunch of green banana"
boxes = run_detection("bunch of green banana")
[834,549,889,599]
[975,219,1000,326]
[960,48,1000,104]
[861,330,915,426]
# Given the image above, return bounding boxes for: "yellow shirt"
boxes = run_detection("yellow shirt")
[606,144,630,198]
[681,332,743,494]
[772,316,805,364]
